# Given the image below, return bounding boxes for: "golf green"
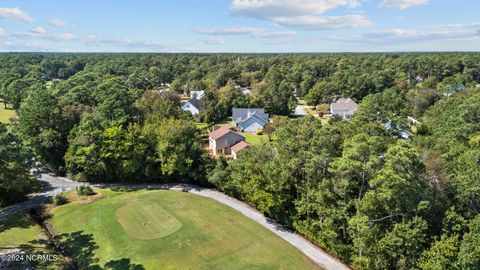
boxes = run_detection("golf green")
[115,200,182,240]
[49,189,322,270]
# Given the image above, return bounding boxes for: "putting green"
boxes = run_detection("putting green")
[115,200,182,240]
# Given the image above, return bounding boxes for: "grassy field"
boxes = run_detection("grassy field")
[0,213,45,248]
[49,189,321,270]
[0,213,66,269]
[0,104,16,124]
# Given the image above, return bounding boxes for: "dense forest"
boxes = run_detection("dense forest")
[1,53,480,269]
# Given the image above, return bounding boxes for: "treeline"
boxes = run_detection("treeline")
[0,53,479,269]
[209,87,480,269]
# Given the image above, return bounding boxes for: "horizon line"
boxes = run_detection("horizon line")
[0,50,479,54]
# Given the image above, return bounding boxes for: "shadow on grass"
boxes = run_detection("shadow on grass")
[34,231,144,270]
[104,258,145,270]
[0,212,36,234]
[107,186,141,193]
[54,231,100,269]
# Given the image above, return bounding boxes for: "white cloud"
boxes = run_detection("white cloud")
[49,18,67,27]
[379,0,429,10]
[31,26,47,34]
[14,27,48,38]
[0,7,33,22]
[229,0,370,30]
[50,32,76,41]
[274,15,373,29]
[330,23,480,44]
[204,38,226,45]
[230,0,360,18]
[81,35,176,51]
[14,29,76,42]
[197,26,296,38]
[1,25,182,52]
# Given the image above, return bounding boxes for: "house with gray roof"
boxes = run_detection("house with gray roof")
[232,108,269,133]
[330,98,358,120]
[444,84,466,97]
[181,98,203,115]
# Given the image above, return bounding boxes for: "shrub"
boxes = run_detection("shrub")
[76,184,95,196]
[470,134,480,147]
[256,129,263,135]
[316,103,330,114]
[52,193,67,205]
[416,124,431,135]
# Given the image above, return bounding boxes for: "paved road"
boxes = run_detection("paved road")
[1,174,351,270]
[0,173,81,219]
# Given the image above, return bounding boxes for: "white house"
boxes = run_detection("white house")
[181,98,202,115]
[330,98,358,120]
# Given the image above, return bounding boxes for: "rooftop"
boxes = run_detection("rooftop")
[186,98,203,110]
[231,141,250,152]
[232,108,268,124]
[209,126,244,140]
[331,98,358,112]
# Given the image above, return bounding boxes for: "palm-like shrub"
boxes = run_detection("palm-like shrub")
[52,193,67,205]
[76,184,94,196]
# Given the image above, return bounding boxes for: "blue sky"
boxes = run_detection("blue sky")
[0,0,479,52]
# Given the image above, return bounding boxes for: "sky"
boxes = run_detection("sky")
[0,0,479,52]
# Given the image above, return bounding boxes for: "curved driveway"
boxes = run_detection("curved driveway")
[1,174,351,270]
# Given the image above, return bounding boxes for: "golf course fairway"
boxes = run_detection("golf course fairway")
[49,189,322,270]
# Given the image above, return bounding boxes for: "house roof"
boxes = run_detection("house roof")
[331,98,358,112]
[185,98,203,110]
[238,113,269,130]
[209,126,244,140]
[232,108,268,124]
[446,84,466,92]
[231,141,250,152]
[190,90,205,100]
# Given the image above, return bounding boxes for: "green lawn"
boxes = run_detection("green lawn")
[304,106,315,116]
[0,213,44,248]
[49,189,321,270]
[45,81,53,89]
[297,99,307,105]
[0,104,16,124]
[195,117,234,133]
[242,132,271,146]
[0,213,66,269]
[321,118,330,126]
[194,122,209,130]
